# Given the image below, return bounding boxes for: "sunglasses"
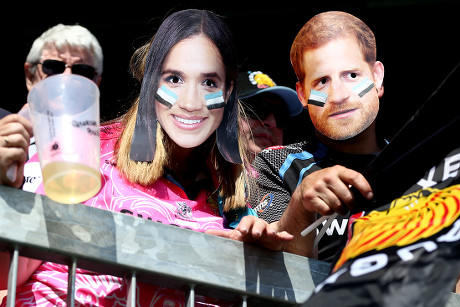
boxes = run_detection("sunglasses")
[243,99,289,128]
[39,59,97,81]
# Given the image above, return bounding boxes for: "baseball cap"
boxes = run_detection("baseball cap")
[238,70,303,117]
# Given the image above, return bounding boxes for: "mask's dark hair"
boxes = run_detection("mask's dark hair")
[115,9,247,211]
[129,9,239,162]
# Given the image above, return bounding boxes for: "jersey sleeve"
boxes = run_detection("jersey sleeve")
[247,147,294,223]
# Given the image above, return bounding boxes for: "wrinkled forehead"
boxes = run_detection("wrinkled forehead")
[41,43,95,64]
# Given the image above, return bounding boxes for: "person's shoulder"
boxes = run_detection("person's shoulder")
[258,141,310,160]
[254,141,311,171]
[260,141,310,157]
[0,108,11,119]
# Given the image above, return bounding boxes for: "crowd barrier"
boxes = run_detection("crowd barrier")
[0,185,331,306]
[1,185,459,306]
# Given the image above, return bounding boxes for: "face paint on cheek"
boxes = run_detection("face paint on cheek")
[205,90,226,110]
[155,85,179,108]
[352,77,375,98]
[308,90,328,107]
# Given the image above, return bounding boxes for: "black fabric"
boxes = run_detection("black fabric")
[304,147,460,307]
[0,107,11,119]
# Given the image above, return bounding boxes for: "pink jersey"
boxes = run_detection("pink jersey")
[13,123,234,307]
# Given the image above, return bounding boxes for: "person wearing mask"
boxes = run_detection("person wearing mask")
[244,11,384,261]
[234,11,460,300]
[238,70,303,164]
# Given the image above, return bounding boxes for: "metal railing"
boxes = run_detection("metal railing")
[0,185,331,306]
[2,185,459,307]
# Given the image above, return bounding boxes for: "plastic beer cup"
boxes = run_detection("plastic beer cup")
[27,74,101,204]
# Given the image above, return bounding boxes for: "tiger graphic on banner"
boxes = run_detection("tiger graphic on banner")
[334,185,460,271]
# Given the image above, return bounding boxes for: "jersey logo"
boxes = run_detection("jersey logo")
[176,202,193,220]
[255,193,273,213]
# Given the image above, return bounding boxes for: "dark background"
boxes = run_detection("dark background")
[4,0,459,142]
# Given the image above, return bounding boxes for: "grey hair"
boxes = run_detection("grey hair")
[26,24,103,75]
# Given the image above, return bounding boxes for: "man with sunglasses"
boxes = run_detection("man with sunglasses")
[239,70,304,164]
[25,23,103,90]
[0,23,103,189]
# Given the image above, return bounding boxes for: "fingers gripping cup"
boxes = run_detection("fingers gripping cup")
[28,74,101,204]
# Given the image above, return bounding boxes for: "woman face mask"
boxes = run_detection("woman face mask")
[155,35,229,149]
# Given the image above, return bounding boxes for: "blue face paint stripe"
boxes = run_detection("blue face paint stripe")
[353,77,374,98]
[156,85,178,108]
[205,91,224,100]
[308,90,327,107]
[279,151,314,180]
[205,91,225,109]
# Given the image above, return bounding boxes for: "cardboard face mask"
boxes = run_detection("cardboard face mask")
[131,79,241,164]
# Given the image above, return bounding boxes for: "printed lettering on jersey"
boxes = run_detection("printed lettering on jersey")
[416,152,460,189]
[22,160,42,193]
[254,193,273,213]
[324,218,348,236]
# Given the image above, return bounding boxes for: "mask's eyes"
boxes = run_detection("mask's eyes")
[165,75,182,84]
[313,77,328,90]
[345,72,360,80]
[203,79,217,88]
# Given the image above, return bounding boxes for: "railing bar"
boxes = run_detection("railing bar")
[127,271,137,307]
[240,295,248,307]
[186,284,195,307]
[6,246,19,307]
[66,257,77,307]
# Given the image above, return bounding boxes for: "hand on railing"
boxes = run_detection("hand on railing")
[205,215,294,251]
